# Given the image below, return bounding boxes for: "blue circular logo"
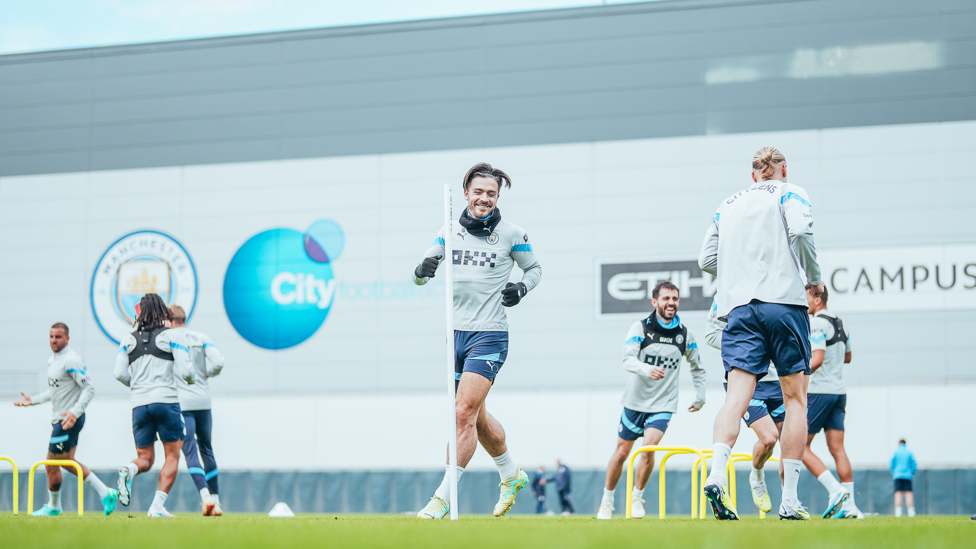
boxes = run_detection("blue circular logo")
[223,220,344,350]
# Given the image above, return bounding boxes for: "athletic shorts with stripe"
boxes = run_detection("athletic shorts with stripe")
[454,331,508,389]
[618,408,672,441]
[48,413,86,454]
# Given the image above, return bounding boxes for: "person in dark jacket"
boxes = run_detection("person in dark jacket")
[554,460,574,515]
[531,466,548,514]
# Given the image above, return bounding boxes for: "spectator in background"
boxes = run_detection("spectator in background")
[554,460,574,516]
[890,439,917,517]
[531,466,548,514]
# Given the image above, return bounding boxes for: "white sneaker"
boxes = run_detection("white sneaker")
[417,496,449,519]
[561,511,571,517]
[147,508,175,518]
[597,500,614,520]
[631,497,646,519]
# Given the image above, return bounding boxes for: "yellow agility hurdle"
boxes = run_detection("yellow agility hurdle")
[0,456,17,515]
[691,451,751,517]
[625,446,707,519]
[28,460,84,516]
[694,453,780,519]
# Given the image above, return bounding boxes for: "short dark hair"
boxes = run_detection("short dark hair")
[463,162,512,192]
[135,293,172,331]
[899,439,906,445]
[51,322,69,335]
[652,281,679,299]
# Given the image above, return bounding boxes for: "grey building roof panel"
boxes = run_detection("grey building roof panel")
[0,0,973,177]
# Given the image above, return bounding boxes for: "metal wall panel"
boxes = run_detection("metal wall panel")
[0,0,973,177]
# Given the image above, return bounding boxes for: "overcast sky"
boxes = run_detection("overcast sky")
[0,0,657,55]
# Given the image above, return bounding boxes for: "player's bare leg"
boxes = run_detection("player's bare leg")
[778,372,811,519]
[749,416,779,513]
[704,368,755,520]
[630,428,664,519]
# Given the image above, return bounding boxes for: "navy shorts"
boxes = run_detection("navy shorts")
[49,413,85,454]
[455,331,508,388]
[132,403,185,448]
[724,381,785,426]
[807,394,846,434]
[745,397,786,426]
[618,408,672,441]
[894,478,913,492]
[722,301,811,379]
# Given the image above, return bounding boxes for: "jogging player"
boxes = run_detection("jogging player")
[699,146,823,520]
[114,293,195,517]
[14,323,119,516]
[168,304,226,516]
[802,285,860,519]
[705,300,784,515]
[413,163,542,519]
[597,281,705,520]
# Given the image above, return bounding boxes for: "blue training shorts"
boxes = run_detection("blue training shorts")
[618,408,672,441]
[48,413,85,454]
[132,403,185,448]
[722,300,811,379]
[455,331,508,388]
[724,381,786,426]
[807,394,846,434]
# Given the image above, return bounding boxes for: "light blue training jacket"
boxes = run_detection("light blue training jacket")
[890,444,917,480]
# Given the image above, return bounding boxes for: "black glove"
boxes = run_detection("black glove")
[414,257,439,279]
[501,282,527,307]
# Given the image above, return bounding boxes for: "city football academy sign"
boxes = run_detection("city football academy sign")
[91,230,198,344]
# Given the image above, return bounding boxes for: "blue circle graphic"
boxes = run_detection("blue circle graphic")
[304,219,345,263]
[223,228,337,350]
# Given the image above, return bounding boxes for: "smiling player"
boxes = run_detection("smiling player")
[413,162,542,519]
[597,281,705,520]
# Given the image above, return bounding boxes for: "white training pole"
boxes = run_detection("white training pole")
[444,184,459,521]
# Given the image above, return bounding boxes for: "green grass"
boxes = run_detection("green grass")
[1,514,972,549]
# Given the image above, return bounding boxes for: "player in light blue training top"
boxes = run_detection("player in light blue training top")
[413,163,542,519]
[699,146,823,521]
[14,322,119,516]
[114,293,196,518]
[168,304,226,517]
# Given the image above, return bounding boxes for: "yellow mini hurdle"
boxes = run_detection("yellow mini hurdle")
[27,460,84,516]
[0,456,17,515]
[695,452,781,519]
[625,446,707,519]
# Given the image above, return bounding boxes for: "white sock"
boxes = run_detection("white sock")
[708,443,732,486]
[841,482,856,508]
[491,451,518,482]
[212,494,220,505]
[85,472,109,499]
[150,490,168,512]
[602,488,615,504]
[751,466,765,484]
[908,506,915,517]
[817,470,843,496]
[895,506,903,517]
[782,458,802,505]
[126,463,139,478]
[200,487,214,505]
[49,489,61,509]
[632,488,644,500]
[433,465,464,502]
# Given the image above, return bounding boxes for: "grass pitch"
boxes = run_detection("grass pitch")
[1,514,972,549]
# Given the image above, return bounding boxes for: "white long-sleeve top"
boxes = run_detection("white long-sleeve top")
[414,218,541,331]
[621,314,706,413]
[699,180,822,318]
[168,326,226,411]
[114,328,195,408]
[29,345,95,424]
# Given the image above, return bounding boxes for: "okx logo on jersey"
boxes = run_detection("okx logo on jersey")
[223,220,345,350]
